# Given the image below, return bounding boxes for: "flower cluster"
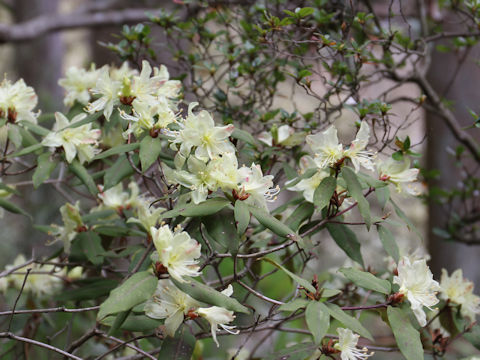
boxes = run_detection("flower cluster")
[164,104,279,208]
[440,269,480,321]
[145,280,238,346]
[0,77,39,124]
[286,122,420,201]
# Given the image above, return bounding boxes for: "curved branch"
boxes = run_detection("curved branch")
[0,332,82,360]
[0,8,156,43]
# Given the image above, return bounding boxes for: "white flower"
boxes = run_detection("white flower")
[258,131,273,146]
[377,158,419,195]
[197,306,238,347]
[306,126,344,169]
[306,123,374,172]
[0,78,39,124]
[393,256,440,326]
[127,200,165,235]
[58,65,101,107]
[130,60,166,104]
[286,155,330,202]
[121,98,176,138]
[153,64,182,100]
[49,201,83,253]
[87,68,121,120]
[334,328,374,360]
[4,255,63,297]
[197,285,239,347]
[151,225,201,282]
[163,156,216,204]
[440,269,480,321]
[343,122,375,172]
[171,103,235,161]
[41,112,101,163]
[237,163,280,207]
[110,62,137,82]
[144,279,200,336]
[258,125,303,147]
[98,182,141,212]
[208,153,240,192]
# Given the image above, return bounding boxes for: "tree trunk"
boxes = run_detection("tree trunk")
[426,43,480,285]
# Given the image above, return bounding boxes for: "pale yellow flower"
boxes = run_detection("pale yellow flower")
[334,328,373,360]
[393,256,440,326]
[151,225,201,282]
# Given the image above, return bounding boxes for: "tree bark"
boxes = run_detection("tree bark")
[426,42,480,284]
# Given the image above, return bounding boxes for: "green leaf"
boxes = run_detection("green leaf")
[313,176,336,211]
[271,195,303,215]
[202,209,239,254]
[326,223,364,267]
[375,186,390,209]
[261,257,315,293]
[58,278,118,301]
[285,202,314,232]
[171,277,250,314]
[93,143,139,160]
[0,198,31,219]
[8,143,43,157]
[62,112,102,129]
[339,267,391,295]
[103,154,138,190]
[297,7,315,17]
[69,159,98,195]
[140,136,163,171]
[325,303,373,341]
[377,225,399,263]
[392,151,403,161]
[342,167,371,229]
[18,120,49,136]
[108,310,131,335]
[284,168,317,188]
[387,306,424,360]
[77,231,105,265]
[101,314,163,332]
[97,271,157,320]
[33,153,57,188]
[234,200,250,235]
[278,298,309,312]
[0,183,20,196]
[162,197,231,218]
[306,301,330,344]
[390,199,422,240]
[464,324,480,350]
[321,289,342,298]
[264,342,317,360]
[249,205,299,241]
[157,325,196,360]
[82,209,117,224]
[8,124,22,147]
[231,128,257,146]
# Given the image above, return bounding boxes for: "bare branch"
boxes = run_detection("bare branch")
[0,332,83,360]
[0,305,100,317]
[0,8,156,43]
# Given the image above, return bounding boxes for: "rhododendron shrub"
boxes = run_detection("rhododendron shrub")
[0,1,479,360]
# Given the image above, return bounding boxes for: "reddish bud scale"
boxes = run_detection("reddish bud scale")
[7,108,17,123]
[75,225,88,233]
[119,95,136,106]
[154,262,169,278]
